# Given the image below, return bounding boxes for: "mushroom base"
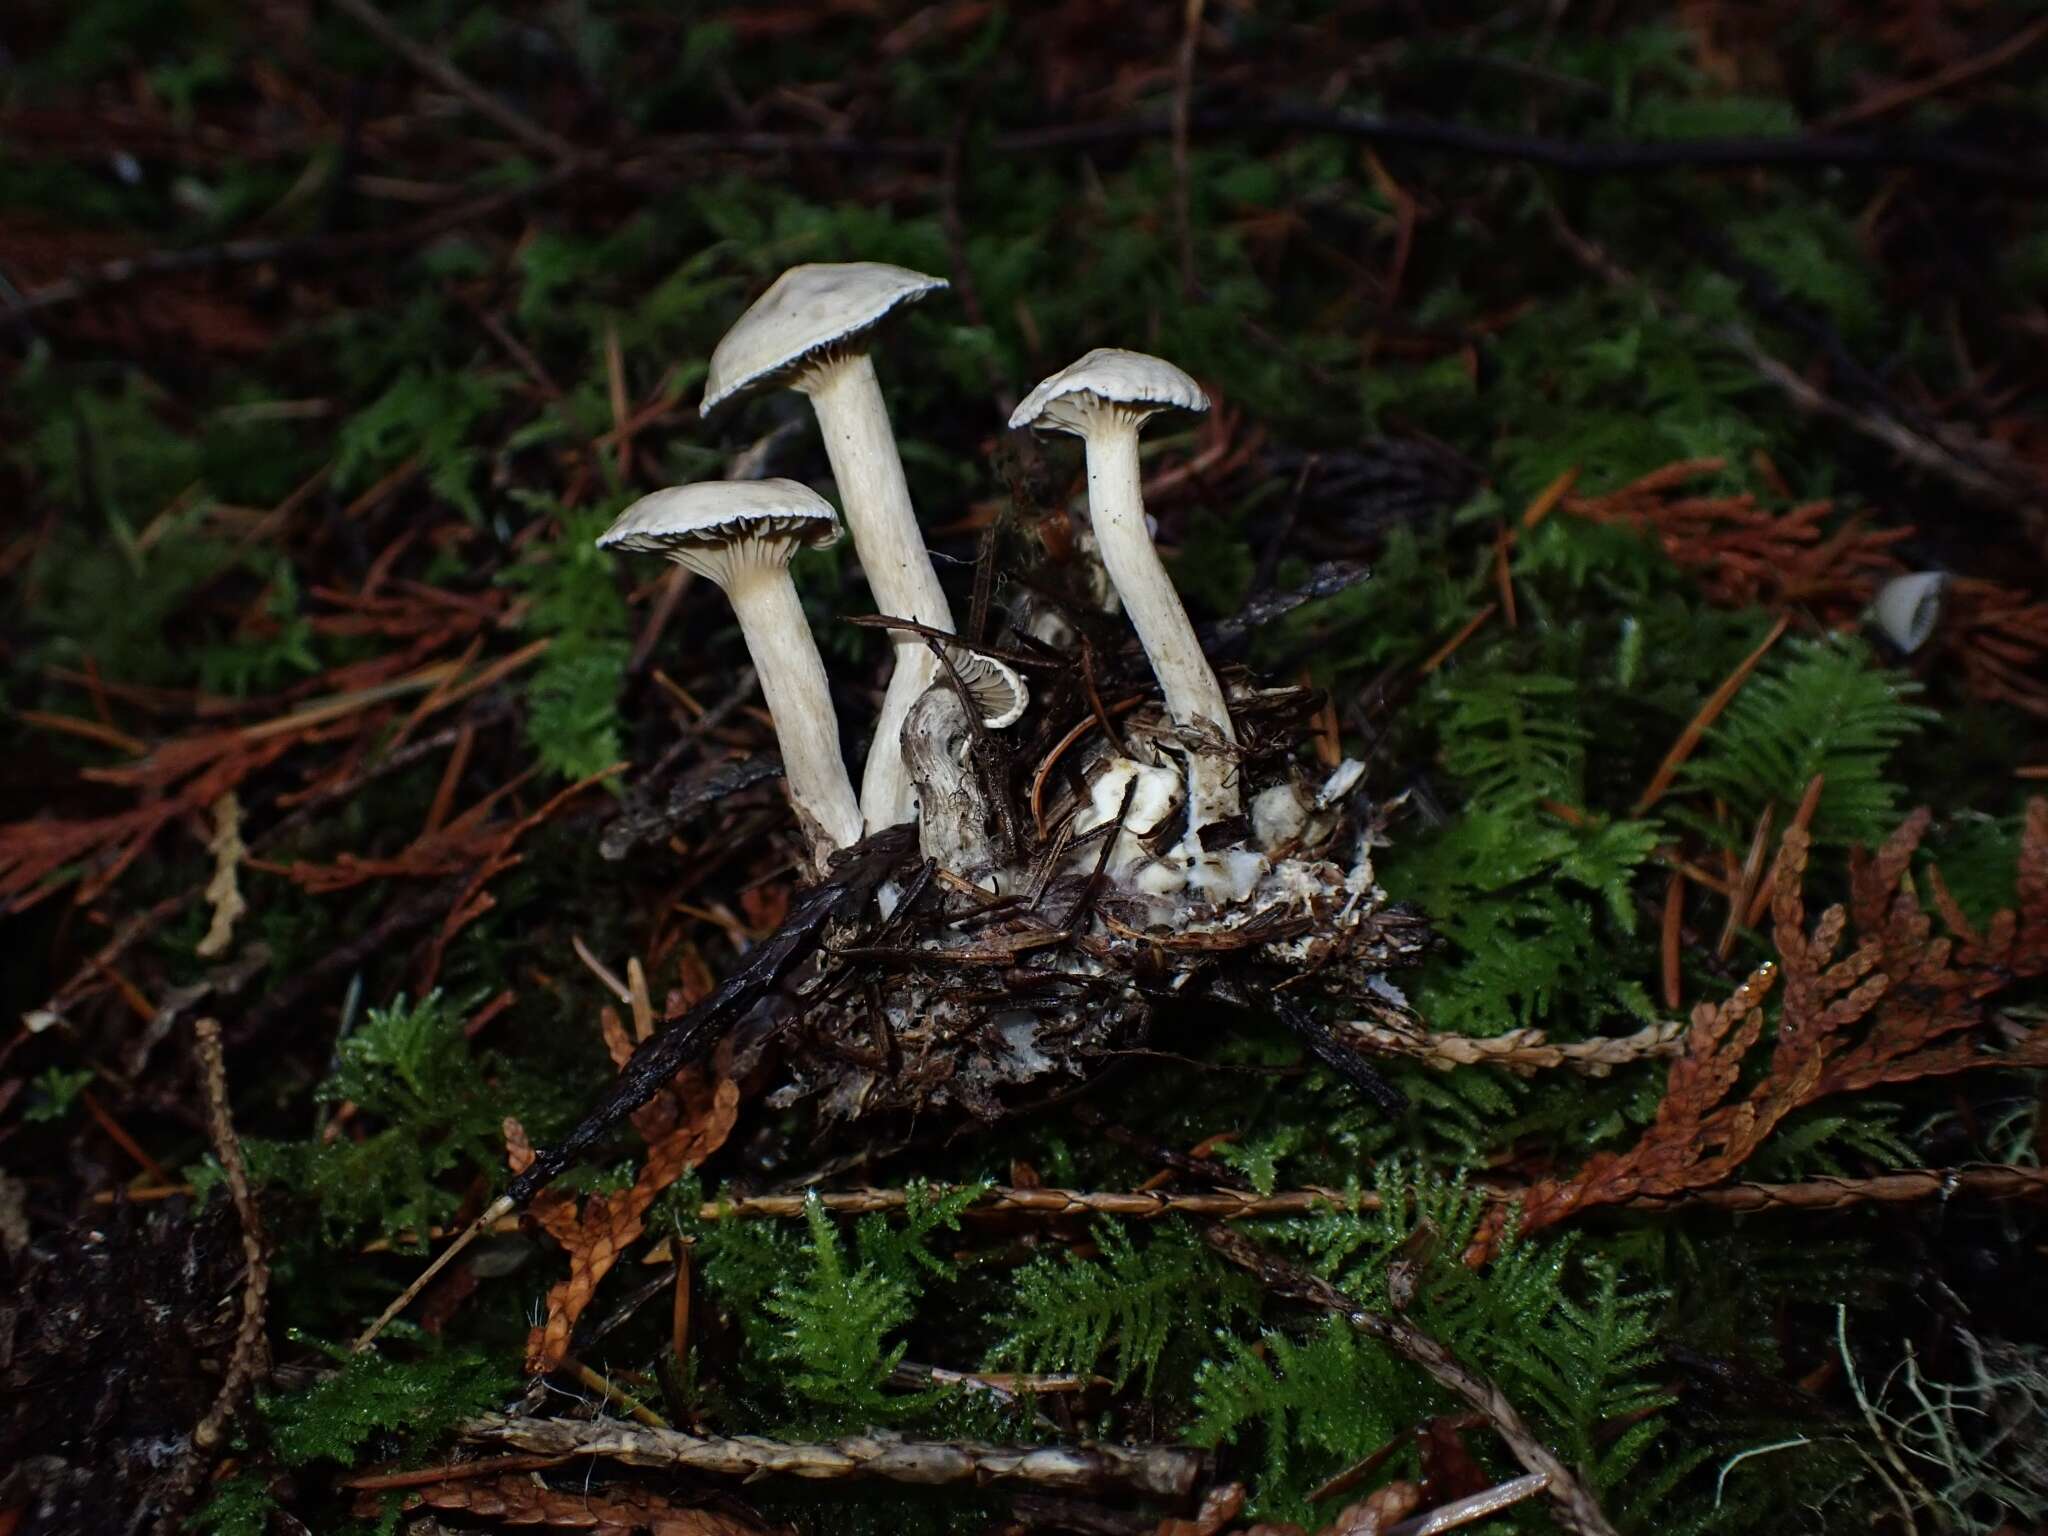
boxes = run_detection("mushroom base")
[756,765,1431,1127]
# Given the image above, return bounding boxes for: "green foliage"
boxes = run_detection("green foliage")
[262,1344,518,1467]
[688,1183,984,1434]
[500,503,632,779]
[23,1066,94,1123]
[188,1473,280,1536]
[1434,670,1589,809]
[1189,1317,1413,1515]
[1191,1171,1683,1522]
[214,993,527,1246]
[333,369,510,522]
[1491,289,1767,505]
[989,1220,1255,1394]
[758,1196,932,1421]
[1503,1258,1673,1491]
[1386,800,1662,1036]
[1681,636,1933,847]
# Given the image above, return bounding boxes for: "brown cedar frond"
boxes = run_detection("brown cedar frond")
[506,1007,738,1374]
[1485,802,2048,1254]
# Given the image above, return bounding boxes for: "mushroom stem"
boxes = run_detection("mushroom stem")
[800,352,956,834]
[726,568,865,863]
[1081,421,1240,835]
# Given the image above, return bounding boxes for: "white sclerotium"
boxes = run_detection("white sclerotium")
[1071,755,1185,890]
[1252,760,1366,855]
[1252,782,1310,850]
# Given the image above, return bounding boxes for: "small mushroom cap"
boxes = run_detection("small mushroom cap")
[597,478,841,584]
[1008,347,1209,435]
[945,650,1029,730]
[703,262,948,413]
[1870,571,1947,655]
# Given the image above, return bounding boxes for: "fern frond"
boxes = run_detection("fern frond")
[987,1222,1251,1393]
[1681,636,1932,847]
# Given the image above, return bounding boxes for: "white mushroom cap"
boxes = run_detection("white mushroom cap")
[702,262,949,413]
[1869,571,1948,655]
[597,478,841,582]
[1007,347,1209,435]
[944,650,1029,729]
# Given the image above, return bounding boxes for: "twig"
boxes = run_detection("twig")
[994,105,2048,188]
[1816,14,2048,130]
[342,1455,574,1492]
[347,1164,2048,1245]
[560,1354,668,1430]
[191,1018,270,1451]
[1547,208,2041,521]
[1387,1473,1552,1536]
[686,1165,2048,1222]
[1623,1165,2048,1213]
[458,1414,1204,1498]
[7,163,580,319]
[18,104,2043,323]
[324,0,578,163]
[1341,1018,1684,1077]
[1202,1226,1618,1536]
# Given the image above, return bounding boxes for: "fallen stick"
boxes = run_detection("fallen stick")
[458,1415,1204,1499]
[336,1164,2048,1243]
[678,1164,2048,1222]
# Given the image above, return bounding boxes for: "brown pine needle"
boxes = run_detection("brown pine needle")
[1719,804,1776,960]
[352,1193,516,1353]
[1418,604,1498,675]
[1492,525,1519,628]
[562,1354,668,1429]
[1520,465,1579,529]
[1660,868,1686,1013]
[1745,773,1825,927]
[1635,613,1790,812]
[17,710,147,755]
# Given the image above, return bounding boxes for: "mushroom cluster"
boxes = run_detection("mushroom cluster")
[599,262,1426,1121]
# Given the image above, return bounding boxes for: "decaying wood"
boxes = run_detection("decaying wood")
[459,1415,1205,1498]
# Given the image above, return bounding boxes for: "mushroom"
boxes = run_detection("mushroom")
[703,261,962,833]
[1009,348,1240,842]
[1869,571,1948,656]
[938,647,1030,730]
[597,479,863,870]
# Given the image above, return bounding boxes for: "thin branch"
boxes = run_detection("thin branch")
[1387,1473,1553,1536]
[190,1018,270,1451]
[324,0,578,163]
[1547,207,2042,524]
[5,163,580,320]
[994,105,2048,188]
[681,1165,2048,1222]
[15,103,2043,323]
[458,1415,1204,1498]
[1343,1018,1684,1076]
